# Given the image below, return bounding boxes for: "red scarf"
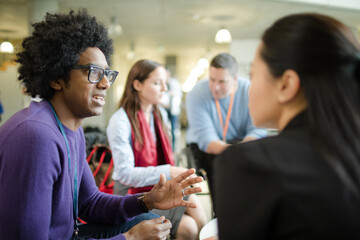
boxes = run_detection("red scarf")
[128,109,174,194]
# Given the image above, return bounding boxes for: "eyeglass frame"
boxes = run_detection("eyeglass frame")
[71,64,119,85]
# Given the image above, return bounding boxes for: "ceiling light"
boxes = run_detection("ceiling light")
[197,58,209,69]
[126,51,135,60]
[0,40,14,53]
[157,45,165,53]
[183,57,210,93]
[108,17,123,36]
[215,27,232,44]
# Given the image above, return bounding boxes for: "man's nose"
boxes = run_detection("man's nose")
[97,75,111,90]
[212,83,220,91]
[162,82,168,92]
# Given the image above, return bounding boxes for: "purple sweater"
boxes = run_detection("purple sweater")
[0,101,144,239]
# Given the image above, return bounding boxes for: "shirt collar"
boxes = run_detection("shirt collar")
[282,110,307,132]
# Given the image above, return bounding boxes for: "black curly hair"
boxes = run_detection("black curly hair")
[16,9,113,100]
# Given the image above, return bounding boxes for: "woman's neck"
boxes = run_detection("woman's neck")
[140,102,153,123]
[278,100,307,131]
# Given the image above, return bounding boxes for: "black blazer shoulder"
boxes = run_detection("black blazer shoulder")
[214,112,360,240]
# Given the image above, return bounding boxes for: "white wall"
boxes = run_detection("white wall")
[230,39,260,78]
[0,64,26,126]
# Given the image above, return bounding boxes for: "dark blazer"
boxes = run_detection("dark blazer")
[214,112,360,240]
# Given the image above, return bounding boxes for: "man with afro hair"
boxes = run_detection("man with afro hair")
[0,10,203,240]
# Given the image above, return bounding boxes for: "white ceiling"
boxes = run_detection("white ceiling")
[1,0,360,53]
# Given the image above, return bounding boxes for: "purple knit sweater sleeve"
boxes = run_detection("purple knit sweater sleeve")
[0,101,143,240]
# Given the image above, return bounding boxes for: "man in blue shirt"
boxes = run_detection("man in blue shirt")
[186,53,267,193]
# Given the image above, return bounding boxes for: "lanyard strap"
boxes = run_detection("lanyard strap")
[215,87,235,142]
[47,101,78,232]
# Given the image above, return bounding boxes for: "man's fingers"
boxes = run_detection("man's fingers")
[174,168,196,183]
[147,217,172,229]
[147,216,166,224]
[160,229,171,239]
[157,174,167,187]
[161,219,172,230]
[148,218,171,239]
[179,200,197,208]
[181,176,203,188]
[183,186,202,196]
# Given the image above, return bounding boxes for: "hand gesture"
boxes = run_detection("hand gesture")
[123,216,171,240]
[169,166,187,179]
[145,168,203,210]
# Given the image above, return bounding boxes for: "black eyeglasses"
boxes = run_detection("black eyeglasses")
[72,64,119,85]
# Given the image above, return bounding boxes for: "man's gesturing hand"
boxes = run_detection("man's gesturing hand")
[144,168,203,210]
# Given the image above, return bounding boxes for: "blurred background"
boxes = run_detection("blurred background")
[1,0,360,131]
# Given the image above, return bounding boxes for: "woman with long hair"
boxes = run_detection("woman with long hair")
[214,13,360,239]
[107,59,207,239]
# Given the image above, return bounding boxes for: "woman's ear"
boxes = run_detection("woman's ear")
[277,69,301,103]
[133,79,142,91]
[50,79,63,91]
